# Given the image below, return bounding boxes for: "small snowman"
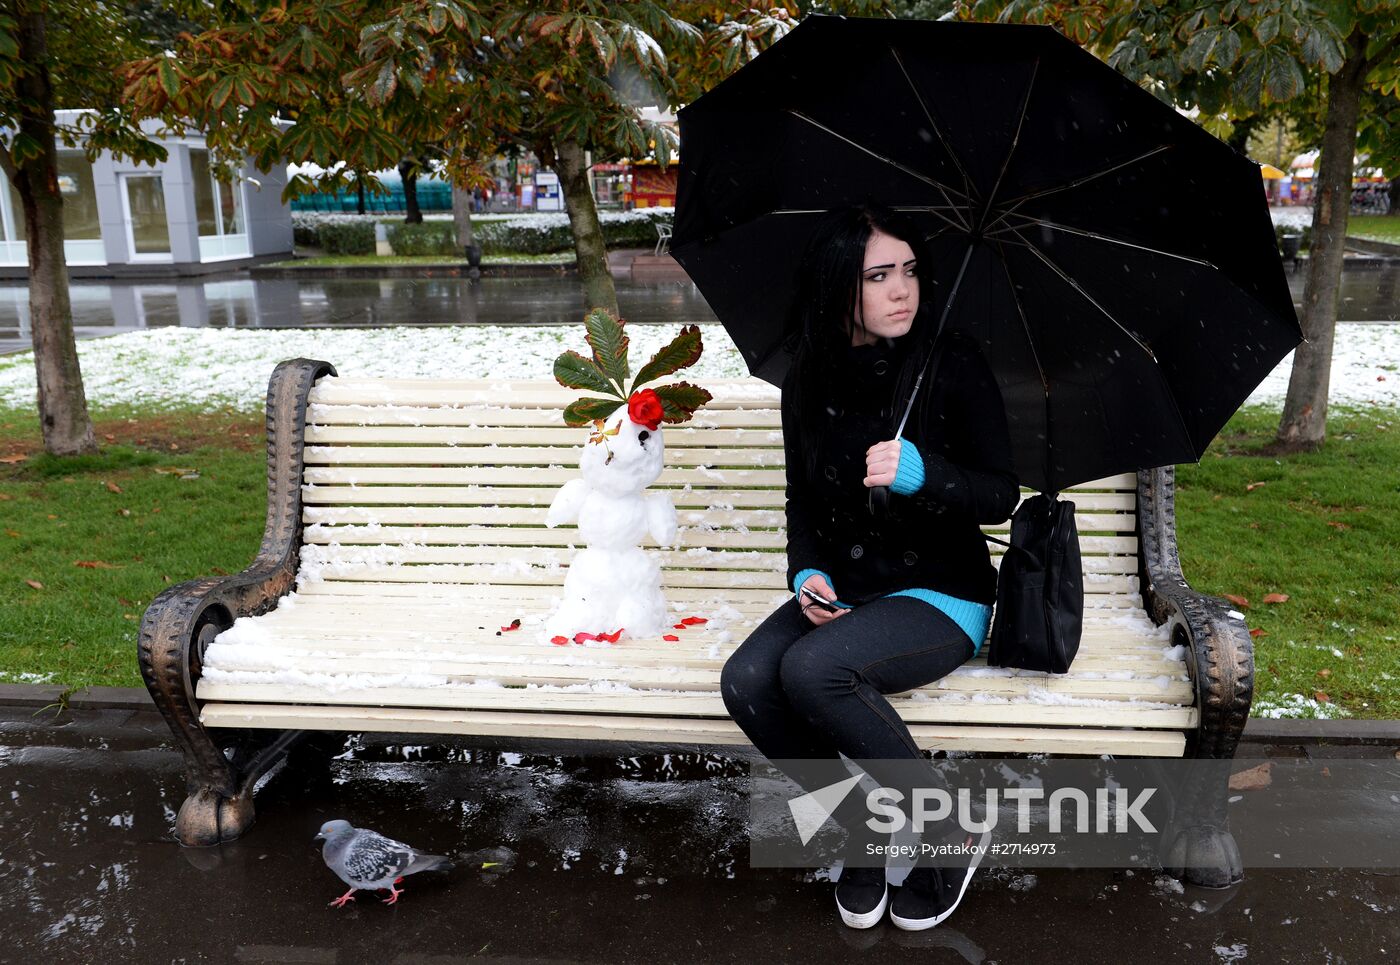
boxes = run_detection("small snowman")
[545,309,712,641]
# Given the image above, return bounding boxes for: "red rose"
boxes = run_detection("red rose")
[627,388,664,431]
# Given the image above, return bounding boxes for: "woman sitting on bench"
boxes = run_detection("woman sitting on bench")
[720,203,1019,932]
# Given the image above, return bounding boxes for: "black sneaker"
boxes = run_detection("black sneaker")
[835,864,889,929]
[889,828,989,931]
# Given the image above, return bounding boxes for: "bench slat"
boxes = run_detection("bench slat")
[195,681,1197,730]
[304,465,789,488]
[301,562,1140,594]
[289,580,1144,608]
[304,445,790,468]
[306,425,788,447]
[310,404,786,429]
[300,494,1135,527]
[196,704,1187,756]
[300,544,1143,580]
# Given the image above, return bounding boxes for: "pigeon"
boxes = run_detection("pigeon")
[314,819,454,907]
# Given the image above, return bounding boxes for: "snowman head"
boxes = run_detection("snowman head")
[579,406,665,496]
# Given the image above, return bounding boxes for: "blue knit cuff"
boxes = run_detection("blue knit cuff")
[890,438,926,496]
[793,568,831,597]
[793,568,849,608]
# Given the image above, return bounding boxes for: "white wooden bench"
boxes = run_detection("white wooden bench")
[140,359,1254,886]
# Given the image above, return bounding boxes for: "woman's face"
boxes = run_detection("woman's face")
[851,228,918,346]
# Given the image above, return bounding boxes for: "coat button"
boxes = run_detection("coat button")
[850,544,864,560]
[824,465,838,481]
[873,359,889,376]
[903,551,919,566]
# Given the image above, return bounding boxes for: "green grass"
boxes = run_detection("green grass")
[1,403,1397,718]
[267,252,577,268]
[1348,215,1400,245]
[1174,405,1400,718]
[0,409,266,689]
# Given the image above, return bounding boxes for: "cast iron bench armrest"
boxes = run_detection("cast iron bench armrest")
[137,357,335,843]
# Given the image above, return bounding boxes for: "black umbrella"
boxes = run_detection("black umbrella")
[671,15,1302,493]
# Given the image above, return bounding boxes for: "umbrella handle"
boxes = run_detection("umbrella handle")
[868,483,892,517]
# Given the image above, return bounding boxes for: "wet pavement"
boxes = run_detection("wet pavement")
[1,262,1398,356]
[2,704,1397,964]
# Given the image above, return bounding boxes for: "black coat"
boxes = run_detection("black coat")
[781,331,1020,605]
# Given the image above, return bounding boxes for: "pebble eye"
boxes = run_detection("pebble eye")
[638,430,650,443]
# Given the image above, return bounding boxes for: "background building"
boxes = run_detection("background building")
[0,112,293,278]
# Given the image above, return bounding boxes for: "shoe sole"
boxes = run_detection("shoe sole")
[837,885,889,930]
[890,828,991,931]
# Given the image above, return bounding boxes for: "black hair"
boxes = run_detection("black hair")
[784,203,939,482]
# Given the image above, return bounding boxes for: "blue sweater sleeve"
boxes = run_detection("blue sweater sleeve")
[890,438,926,496]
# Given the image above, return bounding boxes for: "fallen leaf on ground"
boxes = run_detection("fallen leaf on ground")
[0,453,27,464]
[24,579,43,590]
[1315,668,1331,679]
[117,508,131,517]
[75,560,121,569]
[105,480,122,494]
[1262,593,1290,604]
[153,466,197,476]
[1320,766,1331,777]
[663,634,680,642]
[1223,593,1250,608]
[1245,481,1266,492]
[1326,521,1350,530]
[1228,761,1273,791]
[0,493,11,501]
[1314,691,1330,703]
[1249,628,1267,638]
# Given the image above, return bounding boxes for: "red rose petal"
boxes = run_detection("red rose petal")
[597,629,623,643]
[663,634,680,642]
[681,617,707,626]
[574,632,599,644]
[551,636,569,645]
[673,623,687,630]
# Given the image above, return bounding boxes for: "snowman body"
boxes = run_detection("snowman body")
[545,411,677,639]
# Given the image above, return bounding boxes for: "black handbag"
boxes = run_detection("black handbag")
[983,493,1084,674]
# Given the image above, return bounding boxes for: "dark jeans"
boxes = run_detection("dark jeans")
[721,596,975,858]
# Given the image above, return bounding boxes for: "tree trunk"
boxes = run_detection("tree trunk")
[1275,31,1367,451]
[451,182,476,249]
[355,173,366,215]
[1388,177,1399,216]
[11,9,96,456]
[553,140,618,316]
[399,156,422,224]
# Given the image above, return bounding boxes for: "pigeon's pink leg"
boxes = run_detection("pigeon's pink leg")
[381,884,405,905]
[329,888,357,908]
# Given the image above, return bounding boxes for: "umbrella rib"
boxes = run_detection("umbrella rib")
[787,110,972,226]
[774,205,966,233]
[979,57,1040,231]
[1009,226,1198,454]
[989,240,1049,395]
[985,215,1218,269]
[990,239,1052,492]
[983,144,1174,234]
[887,45,979,217]
[1010,226,1156,359]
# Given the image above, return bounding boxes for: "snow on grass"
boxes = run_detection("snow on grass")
[2,322,1398,413]
[0,324,753,411]
[1252,692,1351,719]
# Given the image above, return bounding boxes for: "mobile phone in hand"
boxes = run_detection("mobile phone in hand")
[800,585,841,613]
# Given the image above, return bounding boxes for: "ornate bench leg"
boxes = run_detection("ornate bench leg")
[141,596,254,845]
[1156,601,1253,888]
[1138,467,1253,888]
